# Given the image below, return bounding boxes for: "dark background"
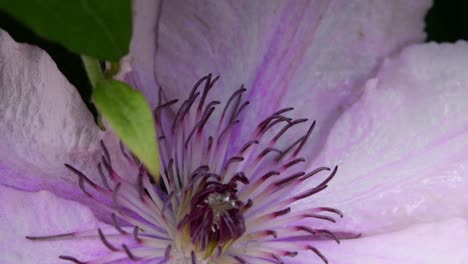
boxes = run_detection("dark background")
[0,0,467,115]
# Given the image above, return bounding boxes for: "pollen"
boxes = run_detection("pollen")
[207,192,238,222]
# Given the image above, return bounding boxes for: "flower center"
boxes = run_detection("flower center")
[26,74,355,264]
[186,181,246,248]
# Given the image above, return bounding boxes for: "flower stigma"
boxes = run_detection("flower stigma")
[26,74,354,264]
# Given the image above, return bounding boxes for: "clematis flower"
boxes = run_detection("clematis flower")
[1,0,468,263]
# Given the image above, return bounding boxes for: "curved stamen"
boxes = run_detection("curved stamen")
[122,244,140,261]
[111,213,127,235]
[306,246,329,264]
[27,74,343,264]
[59,255,85,264]
[98,229,118,251]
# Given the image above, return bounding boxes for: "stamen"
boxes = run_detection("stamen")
[273,207,291,217]
[259,147,283,157]
[165,244,172,258]
[224,156,244,171]
[27,74,344,264]
[302,167,331,180]
[154,99,179,114]
[240,140,259,153]
[100,140,112,167]
[137,171,145,202]
[221,87,247,123]
[98,229,118,251]
[277,121,316,160]
[59,255,85,264]
[26,233,74,241]
[316,166,338,188]
[281,157,306,170]
[292,185,328,201]
[111,213,127,234]
[112,182,122,212]
[234,256,247,264]
[217,120,240,144]
[305,213,337,223]
[313,207,344,218]
[185,104,217,147]
[119,140,133,162]
[263,116,293,133]
[293,121,316,157]
[258,115,291,133]
[97,163,112,191]
[133,226,142,243]
[314,229,340,244]
[65,163,99,196]
[272,118,308,143]
[191,250,197,264]
[272,107,295,116]
[198,74,220,112]
[306,245,329,264]
[122,244,140,261]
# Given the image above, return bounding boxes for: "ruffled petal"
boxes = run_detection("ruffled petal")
[0,185,130,264]
[292,218,468,264]
[129,0,431,156]
[306,42,468,235]
[0,29,121,221]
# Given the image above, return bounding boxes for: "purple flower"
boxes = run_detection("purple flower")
[1,0,468,263]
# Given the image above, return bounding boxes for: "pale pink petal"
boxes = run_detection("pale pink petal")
[0,29,127,221]
[121,0,161,103]
[292,218,468,264]
[305,42,468,235]
[0,185,130,264]
[130,0,431,155]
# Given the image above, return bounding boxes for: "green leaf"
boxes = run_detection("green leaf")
[81,55,104,88]
[93,80,160,179]
[0,0,131,61]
